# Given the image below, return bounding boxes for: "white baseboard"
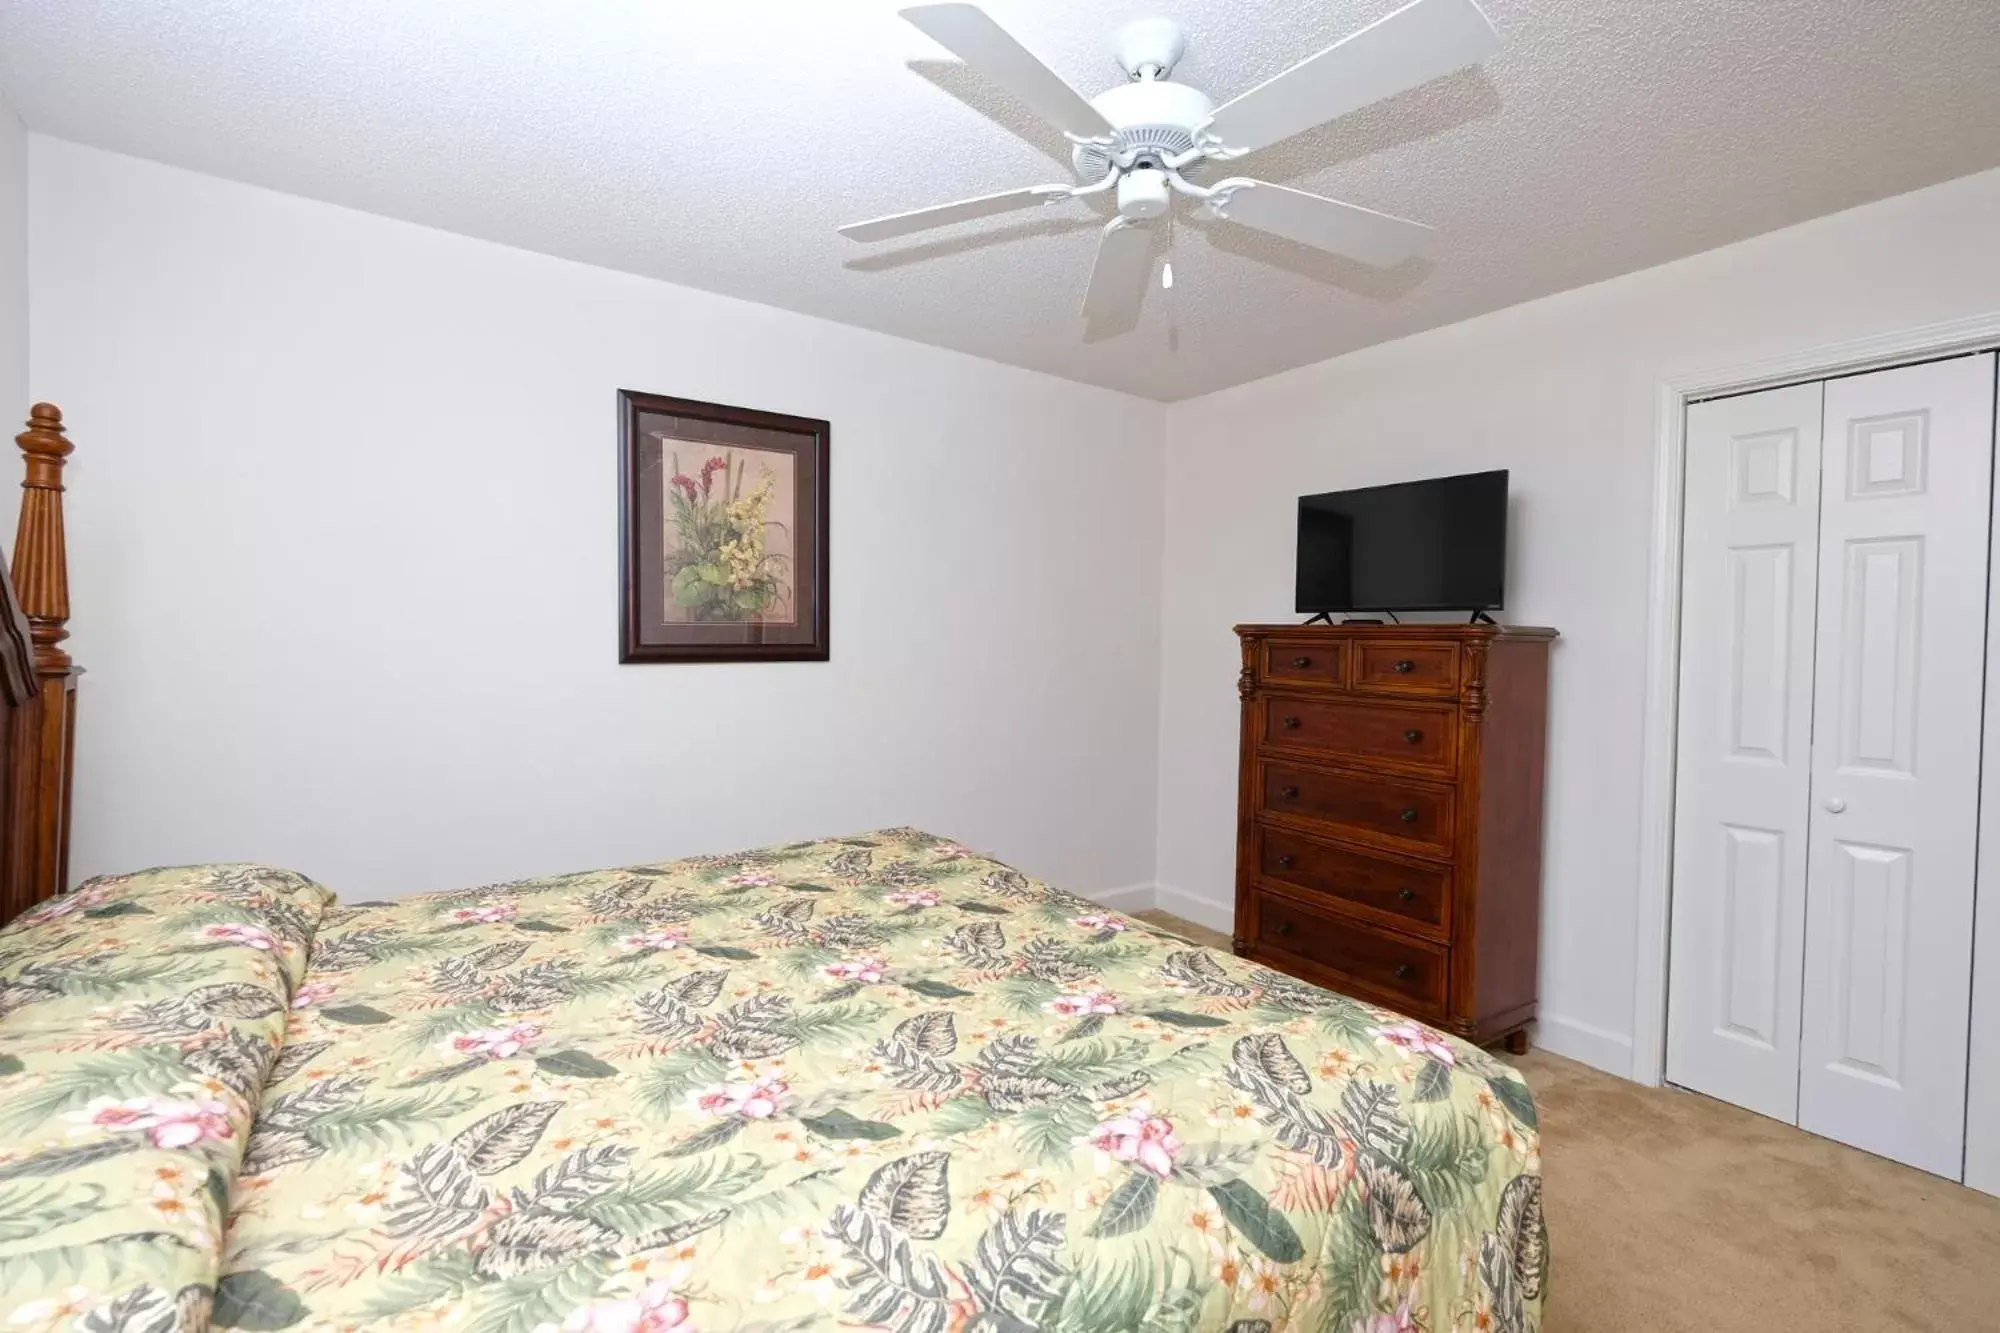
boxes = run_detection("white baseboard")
[1531,1011,1636,1078]
[1152,882,1233,935]
[1083,882,1156,914]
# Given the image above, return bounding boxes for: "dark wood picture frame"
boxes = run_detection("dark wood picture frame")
[618,390,829,663]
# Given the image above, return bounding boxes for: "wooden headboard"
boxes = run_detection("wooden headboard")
[0,404,78,921]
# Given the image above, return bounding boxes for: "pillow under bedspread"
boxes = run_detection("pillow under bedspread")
[0,865,334,1332]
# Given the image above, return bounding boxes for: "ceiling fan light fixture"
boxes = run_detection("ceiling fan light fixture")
[1116,168,1171,222]
[851,0,1502,333]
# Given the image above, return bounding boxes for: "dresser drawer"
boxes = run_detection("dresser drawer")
[1353,642,1460,695]
[1260,760,1455,855]
[1257,826,1450,935]
[1250,887,1448,1012]
[1262,639,1344,688]
[1262,695,1457,776]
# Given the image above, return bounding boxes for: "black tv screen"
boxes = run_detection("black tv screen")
[1296,470,1508,613]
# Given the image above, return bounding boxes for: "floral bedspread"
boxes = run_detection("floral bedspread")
[0,831,1547,1333]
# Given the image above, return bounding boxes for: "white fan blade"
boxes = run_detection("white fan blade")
[1082,218,1152,322]
[839,184,1074,242]
[1207,179,1433,267]
[901,4,1114,140]
[1201,0,1498,155]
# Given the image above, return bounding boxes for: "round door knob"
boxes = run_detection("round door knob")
[1824,796,1847,814]
[1281,716,1301,729]
[1400,808,1419,823]
[1275,854,1294,869]
[1404,729,1422,743]
[1280,786,1299,800]
[1395,963,1416,980]
[1292,656,1311,668]
[1275,920,1295,937]
[1394,659,1415,673]
[1397,888,1418,902]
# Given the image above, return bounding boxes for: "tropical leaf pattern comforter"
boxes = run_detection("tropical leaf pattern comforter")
[0,831,1546,1333]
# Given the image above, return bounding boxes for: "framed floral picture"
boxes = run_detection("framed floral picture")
[618,390,829,663]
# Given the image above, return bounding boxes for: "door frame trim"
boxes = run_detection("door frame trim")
[1632,313,2000,1123]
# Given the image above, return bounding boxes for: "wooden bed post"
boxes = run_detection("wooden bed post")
[13,404,78,901]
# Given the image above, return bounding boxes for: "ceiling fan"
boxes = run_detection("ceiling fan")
[839,0,1499,328]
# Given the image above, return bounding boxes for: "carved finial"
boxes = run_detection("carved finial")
[15,403,73,673]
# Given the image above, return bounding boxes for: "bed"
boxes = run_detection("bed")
[0,407,1544,1333]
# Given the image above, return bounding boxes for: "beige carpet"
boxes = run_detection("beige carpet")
[1136,909,2000,1331]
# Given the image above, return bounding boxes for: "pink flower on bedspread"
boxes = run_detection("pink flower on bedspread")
[68,1095,235,1149]
[291,981,339,1009]
[451,903,518,924]
[619,928,688,952]
[1087,1100,1181,1179]
[723,871,779,888]
[20,884,109,923]
[824,956,887,984]
[1072,914,1129,934]
[1371,1020,1457,1066]
[693,1074,790,1120]
[451,1022,544,1059]
[559,1280,693,1333]
[930,842,971,860]
[1047,991,1120,1017]
[884,889,940,908]
[202,922,280,951]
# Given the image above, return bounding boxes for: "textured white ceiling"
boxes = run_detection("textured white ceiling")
[3,1,1999,400]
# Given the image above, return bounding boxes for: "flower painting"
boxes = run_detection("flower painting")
[662,442,795,624]
[619,390,829,663]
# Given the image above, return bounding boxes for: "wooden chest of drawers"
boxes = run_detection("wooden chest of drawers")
[1233,623,1556,1050]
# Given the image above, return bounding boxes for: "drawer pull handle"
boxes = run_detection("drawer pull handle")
[1280,786,1300,800]
[1394,659,1415,674]
[1399,807,1419,823]
[1281,716,1301,729]
[1404,729,1422,743]
[1275,921,1295,937]
[1395,963,1416,980]
[1275,854,1295,869]
[1397,888,1418,902]
[1291,656,1311,668]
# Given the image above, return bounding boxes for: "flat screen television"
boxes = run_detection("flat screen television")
[1296,470,1508,613]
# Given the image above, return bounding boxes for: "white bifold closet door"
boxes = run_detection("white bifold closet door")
[1668,382,1824,1124]
[1797,355,1994,1176]
[1669,353,1997,1179]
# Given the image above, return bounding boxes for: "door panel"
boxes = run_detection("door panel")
[1718,823,1786,1045]
[1668,383,1824,1122]
[1820,840,1911,1082]
[1798,353,1995,1178]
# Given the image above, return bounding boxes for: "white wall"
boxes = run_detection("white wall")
[1156,164,2000,1078]
[28,137,1166,900]
[0,96,24,426]
[25,127,2000,1126]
